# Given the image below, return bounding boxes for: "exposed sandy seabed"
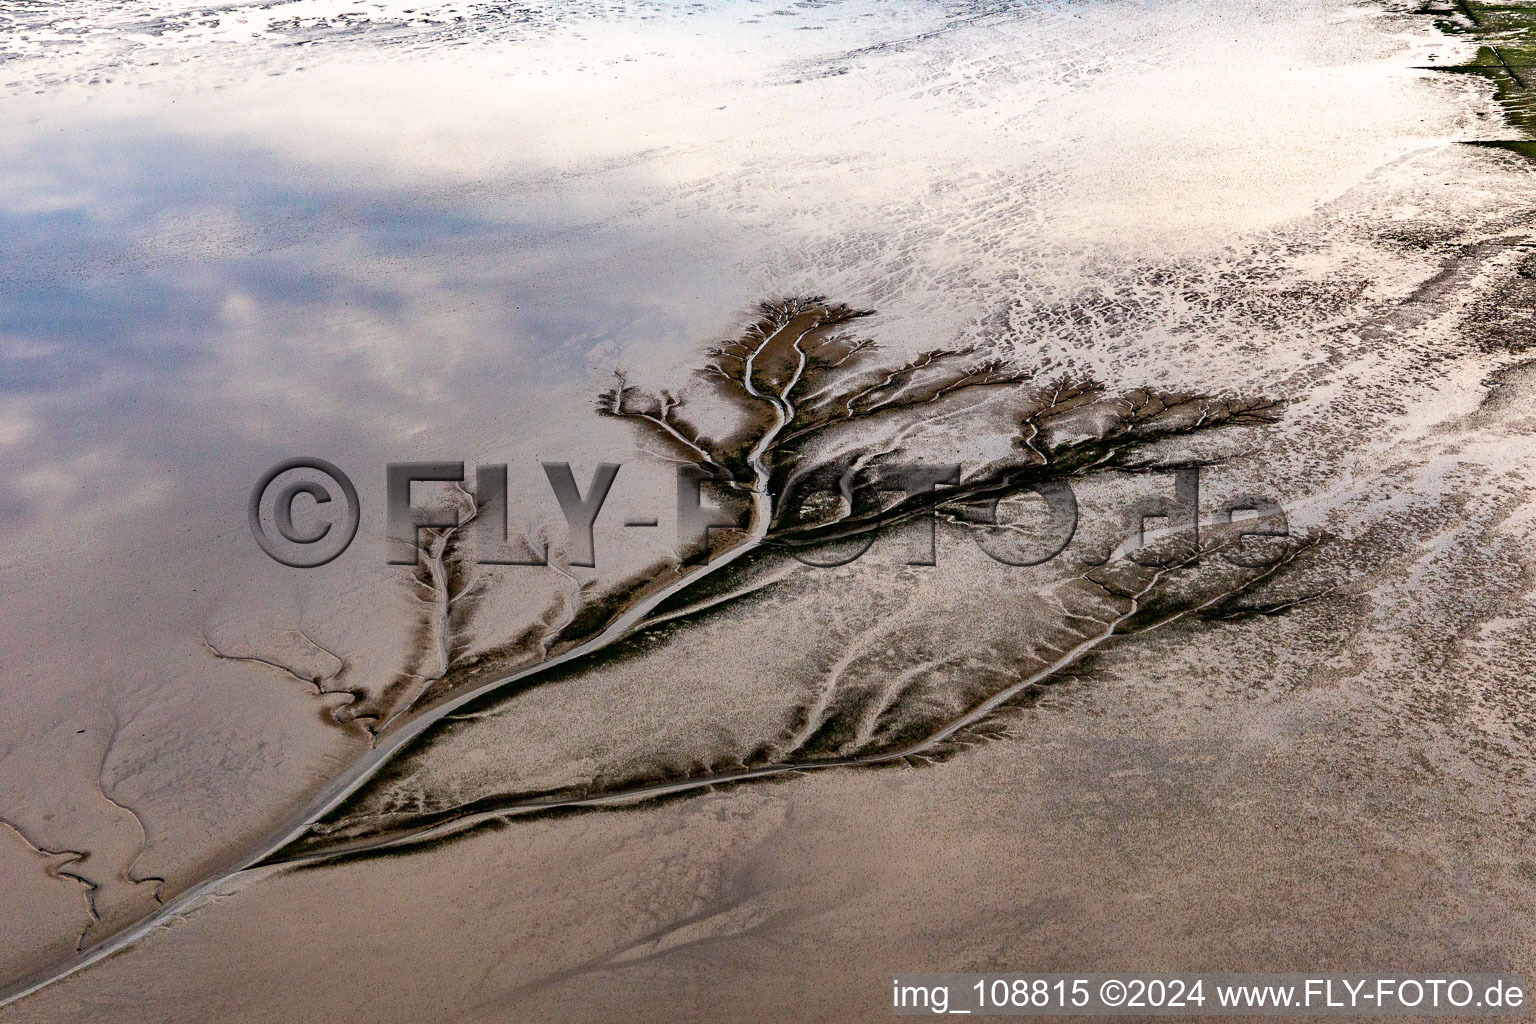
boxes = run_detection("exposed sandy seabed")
[4,0,1536,1019]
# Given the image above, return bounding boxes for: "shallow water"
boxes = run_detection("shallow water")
[4,0,1536,1018]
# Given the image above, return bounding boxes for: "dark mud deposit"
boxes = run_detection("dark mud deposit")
[272,297,1322,864]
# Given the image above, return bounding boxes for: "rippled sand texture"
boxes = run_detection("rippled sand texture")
[5,0,1536,1020]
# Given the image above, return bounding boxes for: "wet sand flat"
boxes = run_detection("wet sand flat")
[5,0,1536,1019]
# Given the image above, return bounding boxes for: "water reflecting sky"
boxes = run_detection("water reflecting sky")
[0,0,1480,978]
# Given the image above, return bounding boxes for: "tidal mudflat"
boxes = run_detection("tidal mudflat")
[4,0,1536,1020]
